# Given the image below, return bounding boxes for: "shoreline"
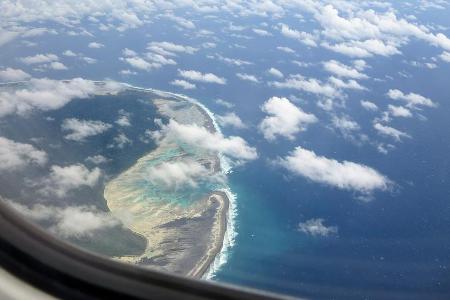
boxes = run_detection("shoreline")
[104,86,233,278]
[188,191,229,278]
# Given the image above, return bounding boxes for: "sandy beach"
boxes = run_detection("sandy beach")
[188,191,229,278]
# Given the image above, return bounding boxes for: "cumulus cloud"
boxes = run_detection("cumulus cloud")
[270,75,339,98]
[387,89,436,108]
[323,60,368,79]
[373,123,411,141]
[361,100,378,111]
[115,110,131,127]
[315,4,450,56]
[214,55,253,66]
[165,14,195,29]
[109,133,132,149]
[277,46,295,54]
[123,56,160,71]
[332,115,360,134]
[20,53,59,64]
[215,99,234,109]
[0,137,47,171]
[85,155,110,164]
[6,201,118,238]
[236,73,259,83]
[280,23,317,47]
[277,147,391,196]
[49,61,68,70]
[217,112,247,129]
[88,42,104,48]
[170,79,196,90]
[322,39,400,58]
[298,218,338,237]
[144,159,224,190]
[267,67,284,78]
[178,69,226,84]
[62,118,112,142]
[0,78,123,118]
[388,105,412,118]
[253,28,272,36]
[0,68,31,81]
[0,29,20,47]
[328,76,367,90]
[440,51,450,63]
[62,50,77,57]
[37,164,102,198]
[147,41,197,56]
[152,119,257,165]
[259,97,317,141]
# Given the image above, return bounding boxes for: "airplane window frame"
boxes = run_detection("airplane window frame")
[0,201,290,300]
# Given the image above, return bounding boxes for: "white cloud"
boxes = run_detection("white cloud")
[440,51,450,63]
[152,120,257,164]
[6,201,118,238]
[387,89,436,108]
[145,53,176,65]
[115,110,131,127]
[298,218,338,237]
[280,23,317,47]
[110,133,132,149]
[49,61,68,70]
[315,4,450,55]
[178,69,226,85]
[123,56,160,71]
[20,53,59,64]
[82,56,97,64]
[388,105,412,118]
[0,78,123,118]
[271,75,339,98]
[323,60,368,79]
[361,100,378,111]
[85,155,110,164]
[217,112,247,129]
[62,118,112,142]
[214,55,252,66]
[119,69,137,76]
[253,28,272,36]
[215,99,234,109]
[0,29,20,47]
[267,67,284,78]
[374,123,411,141]
[37,164,102,198]
[0,137,47,171]
[170,79,196,90]
[147,41,197,55]
[0,68,31,81]
[332,115,360,133]
[62,50,77,57]
[236,73,259,83]
[88,42,104,48]
[328,76,367,90]
[259,97,317,141]
[277,46,295,54]
[277,147,391,196]
[322,40,401,58]
[144,159,224,190]
[165,14,196,29]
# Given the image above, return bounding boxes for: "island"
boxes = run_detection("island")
[104,89,231,278]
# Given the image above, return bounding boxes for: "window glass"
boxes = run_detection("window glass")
[1,1,450,298]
